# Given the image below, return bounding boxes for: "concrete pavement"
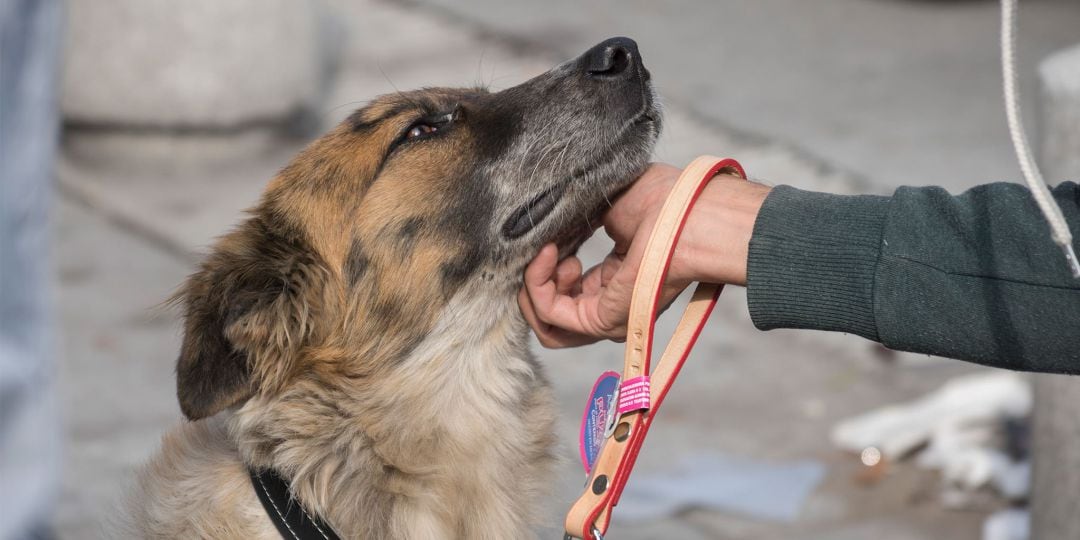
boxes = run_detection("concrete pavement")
[51,0,1025,537]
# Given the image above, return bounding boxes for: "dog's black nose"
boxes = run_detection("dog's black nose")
[583,37,641,80]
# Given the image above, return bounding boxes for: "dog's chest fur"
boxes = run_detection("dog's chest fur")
[130,284,556,539]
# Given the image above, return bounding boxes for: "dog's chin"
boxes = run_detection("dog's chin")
[544,163,651,261]
[550,213,599,261]
[508,114,659,262]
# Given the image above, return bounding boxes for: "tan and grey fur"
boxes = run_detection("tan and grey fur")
[126,38,659,539]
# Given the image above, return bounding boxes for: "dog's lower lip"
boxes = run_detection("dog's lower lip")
[636,111,657,125]
[502,183,569,240]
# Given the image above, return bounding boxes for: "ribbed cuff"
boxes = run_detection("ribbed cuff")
[746,186,890,341]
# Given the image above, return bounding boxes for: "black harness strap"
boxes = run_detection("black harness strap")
[249,468,342,540]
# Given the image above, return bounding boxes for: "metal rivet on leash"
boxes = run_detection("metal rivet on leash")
[613,421,630,442]
[591,475,608,495]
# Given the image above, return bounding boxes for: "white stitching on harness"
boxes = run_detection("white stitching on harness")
[302,505,331,540]
[255,473,301,540]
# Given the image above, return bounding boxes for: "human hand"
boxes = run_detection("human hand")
[517,162,771,348]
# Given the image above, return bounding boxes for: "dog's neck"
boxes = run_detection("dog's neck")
[228,276,554,537]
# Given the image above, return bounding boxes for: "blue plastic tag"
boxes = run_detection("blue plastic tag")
[579,371,620,473]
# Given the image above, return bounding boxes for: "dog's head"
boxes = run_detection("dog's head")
[175,38,660,420]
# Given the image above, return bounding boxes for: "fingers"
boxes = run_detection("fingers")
[517,283,549,336]
[524,243,560,291]
[517,278,599,348]
[600,252,623,286]
[555,255,582,296]
[603,162,681,247]
[519,244,602,348]
[580,263,604,296]
[518,245,587,345]
[520,243,630,347]
[522,245,591,334]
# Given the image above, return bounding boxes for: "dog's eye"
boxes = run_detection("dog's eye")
[388,111,457,156]
[407,112,455,140]
[406,123,439,139]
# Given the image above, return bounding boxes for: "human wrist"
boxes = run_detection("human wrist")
[673,175,771,286]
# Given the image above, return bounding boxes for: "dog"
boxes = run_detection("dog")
[125,37,659,539]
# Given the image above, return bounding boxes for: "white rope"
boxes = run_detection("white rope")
[1000,0,1080,278]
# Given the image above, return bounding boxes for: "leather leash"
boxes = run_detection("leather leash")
[564,156,746,540]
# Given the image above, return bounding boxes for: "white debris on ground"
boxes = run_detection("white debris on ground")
[831,372,1032,540]
[982,508,1030,540]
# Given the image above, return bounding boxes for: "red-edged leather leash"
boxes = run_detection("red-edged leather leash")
[564,156,747,540]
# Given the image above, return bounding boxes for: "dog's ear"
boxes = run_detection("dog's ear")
[174,220,323,420]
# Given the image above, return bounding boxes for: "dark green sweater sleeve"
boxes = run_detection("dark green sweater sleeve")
[746,182,1080,372]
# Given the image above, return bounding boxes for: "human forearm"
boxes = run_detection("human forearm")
[747,182,1080,370]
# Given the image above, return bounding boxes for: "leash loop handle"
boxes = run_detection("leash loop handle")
[564,156,746,539]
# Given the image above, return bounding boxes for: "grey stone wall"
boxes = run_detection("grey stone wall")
[1031,41,1080,540]
[60,0,340,165]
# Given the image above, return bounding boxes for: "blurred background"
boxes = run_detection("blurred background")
[3,0,1079,538]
